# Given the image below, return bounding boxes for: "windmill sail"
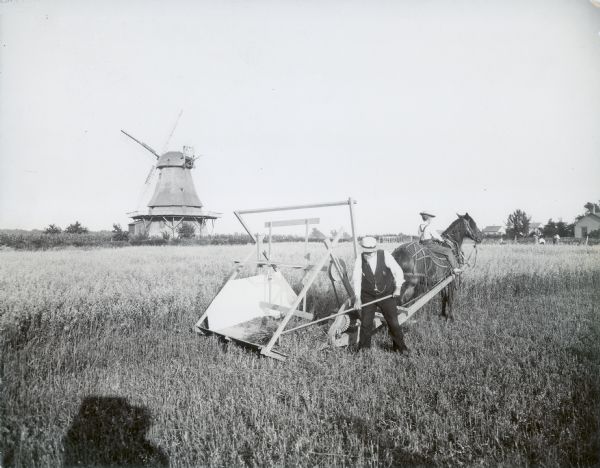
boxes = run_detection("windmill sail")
[121,130,160,159]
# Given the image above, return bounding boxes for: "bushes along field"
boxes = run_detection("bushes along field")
[0,231,340,250]
[0,244,598,466]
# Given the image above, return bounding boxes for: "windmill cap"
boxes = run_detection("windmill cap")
[156,151,189,168]
[360,236,377,251]
[419,211,435,218]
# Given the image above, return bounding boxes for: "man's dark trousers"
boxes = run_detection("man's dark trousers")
[422,240,458,269]
[358,292,407,351]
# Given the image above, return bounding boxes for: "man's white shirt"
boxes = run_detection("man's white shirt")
[418,222,443,242]
[352,250,404,299]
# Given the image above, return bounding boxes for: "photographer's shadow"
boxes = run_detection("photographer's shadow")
[63,396,168,467]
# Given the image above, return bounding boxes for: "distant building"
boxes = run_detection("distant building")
[482,226,506,238]
[574,213,600,238]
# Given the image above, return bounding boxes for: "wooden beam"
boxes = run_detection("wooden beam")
[237,199,357,215]
[173,217,185,230]
[264,218,320,228]
[348,197,358,258]
[260,349,288,361]
[256,234,263,263]
[233,260,328,272]
[304,219,309,312]
[258,302,314,321]
[234,211,256,243]
[234,199,357,246]
[396,275,455,324]
[268,224,272,263]
[195,326,288,361]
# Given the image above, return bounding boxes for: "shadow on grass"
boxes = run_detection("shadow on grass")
[63,396,168,467]
[331,413,434,466]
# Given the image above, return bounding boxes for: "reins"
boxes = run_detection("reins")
[463,243,478,268]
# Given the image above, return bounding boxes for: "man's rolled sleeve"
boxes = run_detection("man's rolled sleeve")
[383,251,404,287]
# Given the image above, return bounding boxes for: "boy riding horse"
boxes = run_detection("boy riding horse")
[418,211,462,274]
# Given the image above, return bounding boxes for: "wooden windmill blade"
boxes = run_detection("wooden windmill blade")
[144,164,156,185]
[161,109,183,153]
[120,129,160,159]
[121,129,160,213]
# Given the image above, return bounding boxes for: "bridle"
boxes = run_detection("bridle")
[443,217,481,268]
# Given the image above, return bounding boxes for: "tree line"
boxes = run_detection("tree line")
[0,222,350,250]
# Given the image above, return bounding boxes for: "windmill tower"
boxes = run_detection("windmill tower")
[122,129,221,238]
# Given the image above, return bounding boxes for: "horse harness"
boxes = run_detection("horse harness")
[409,240,458,270]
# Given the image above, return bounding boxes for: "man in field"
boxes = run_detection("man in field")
[352,236,409,353]
[418,211,462,274]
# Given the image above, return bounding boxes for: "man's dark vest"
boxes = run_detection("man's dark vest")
[361,250,395,297]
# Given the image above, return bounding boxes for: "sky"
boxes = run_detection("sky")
[1,0,599,237]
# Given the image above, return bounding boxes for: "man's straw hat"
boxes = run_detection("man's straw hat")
[419,211,435,218]
[360,236,377,251]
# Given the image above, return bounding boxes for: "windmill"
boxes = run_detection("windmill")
[121,120,221,238]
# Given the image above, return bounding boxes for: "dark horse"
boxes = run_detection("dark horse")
[392,213,483,320]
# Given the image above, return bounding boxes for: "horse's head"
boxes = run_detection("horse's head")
[457,212,483,244]
[443,213,483,244]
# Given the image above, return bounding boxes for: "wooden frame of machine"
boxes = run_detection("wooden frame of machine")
[194,198,359,360]
[194,197,456,361]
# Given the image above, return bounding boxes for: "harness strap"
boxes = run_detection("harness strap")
[463,243,478,268]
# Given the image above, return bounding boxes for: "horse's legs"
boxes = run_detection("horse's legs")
[441,289,448,318]
[441,286,455,320]
[440,286,454,320]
